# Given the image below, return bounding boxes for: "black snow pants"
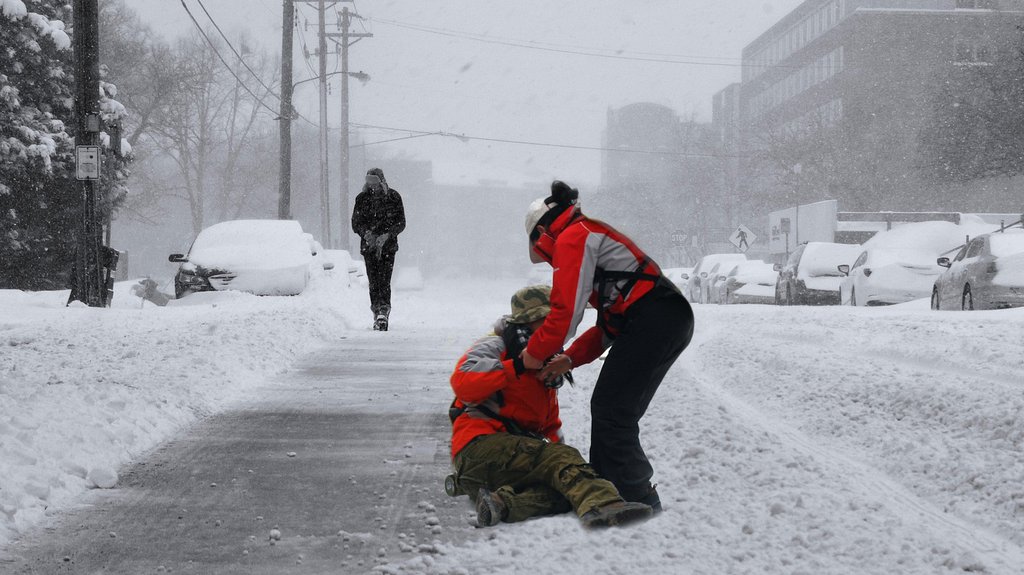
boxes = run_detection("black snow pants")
[590,279,694,502]
[364,250,395,316]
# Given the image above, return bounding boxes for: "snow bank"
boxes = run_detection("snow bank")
[0,270,363,546]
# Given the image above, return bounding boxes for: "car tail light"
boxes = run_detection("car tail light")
[863,268,872,277]
[986,262,998,274]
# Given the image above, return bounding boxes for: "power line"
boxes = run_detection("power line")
[348,121,750,159]
[194,0,281,102]
[371,16,745,62]
[181,1,321,129]
[367,16,750,68]
[178,0,281,117]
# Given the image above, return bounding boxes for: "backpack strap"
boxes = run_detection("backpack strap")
[448,398,546,441]
[594,257,661,335]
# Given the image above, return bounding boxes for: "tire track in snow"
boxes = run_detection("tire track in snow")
[757,329,1024,391]
[686,323,1024,574]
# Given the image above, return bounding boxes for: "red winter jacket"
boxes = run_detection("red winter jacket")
[450,320,562,459]
[526,208,662,368]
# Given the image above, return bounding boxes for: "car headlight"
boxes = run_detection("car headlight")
[178,269,210,287]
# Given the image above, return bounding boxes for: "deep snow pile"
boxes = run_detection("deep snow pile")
[0,270,365,547]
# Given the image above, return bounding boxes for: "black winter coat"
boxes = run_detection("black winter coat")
[351,187,406,256]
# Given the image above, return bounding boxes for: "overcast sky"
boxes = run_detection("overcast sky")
[131,0,804,187]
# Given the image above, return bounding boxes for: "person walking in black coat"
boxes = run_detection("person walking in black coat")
[351,167,406,331]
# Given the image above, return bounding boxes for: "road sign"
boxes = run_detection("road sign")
[671,231,688,246]
[729,224,756,252]
[75,146,100,180]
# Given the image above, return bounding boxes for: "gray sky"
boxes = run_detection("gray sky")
[132,0,804,187]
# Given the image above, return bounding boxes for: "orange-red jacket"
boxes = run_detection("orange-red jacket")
[527,208,662,367]
[450,321,562,459]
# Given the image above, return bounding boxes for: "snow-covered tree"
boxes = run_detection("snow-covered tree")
[0,0,77,290]
[0,0,129,290]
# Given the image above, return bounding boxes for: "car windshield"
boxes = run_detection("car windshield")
[989,233,1024,258]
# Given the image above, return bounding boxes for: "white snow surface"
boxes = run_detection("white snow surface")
[2,271,1024,574]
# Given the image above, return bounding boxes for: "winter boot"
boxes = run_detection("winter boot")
[580,501,653,529]
[635,485,663,514]
[475,488,507,527]
[374,305,390,331]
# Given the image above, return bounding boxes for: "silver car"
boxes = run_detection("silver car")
[931,231,1024,310]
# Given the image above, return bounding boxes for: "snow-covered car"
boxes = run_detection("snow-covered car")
[318,249,366,287]
[704,261,742,304]
[775,242,861,305]
[932,230,1024,310]
[686,253,746,303]
[718,261,778,305]
[662,267,693,292]
[838,221,977,307]
[169,220,323,298]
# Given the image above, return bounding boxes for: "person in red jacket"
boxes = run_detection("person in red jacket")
[448,285,653,529]
[522,181,695,513]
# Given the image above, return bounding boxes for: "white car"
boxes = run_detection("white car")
[718,261,778,305]
[839,248,943,306]
[685,253,747,303]
[703,261,742,304]
[932,230,1024,310]
[169,220,324,298]
[837,221,979,306]
[661,267,693,293]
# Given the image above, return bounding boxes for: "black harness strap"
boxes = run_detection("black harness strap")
[594,257,661,335]
[448,400,547,441]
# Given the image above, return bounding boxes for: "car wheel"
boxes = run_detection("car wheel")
[962,285,974,311]
[931,287,939,311]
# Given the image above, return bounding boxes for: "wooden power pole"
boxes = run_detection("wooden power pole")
[278,0,294,220]
[71,0,105,307]
[329,6,371,252]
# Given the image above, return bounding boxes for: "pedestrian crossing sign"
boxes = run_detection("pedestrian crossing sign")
[729,225,756,252]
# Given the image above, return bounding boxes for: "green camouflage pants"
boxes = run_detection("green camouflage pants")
[451,433,623,523]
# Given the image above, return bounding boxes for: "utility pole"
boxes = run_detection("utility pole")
[278,0,294,220]
[71,0,104,307]
[329,6,371,252]
[316,0,332,247]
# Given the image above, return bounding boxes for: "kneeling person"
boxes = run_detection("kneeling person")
[447,285,652,528]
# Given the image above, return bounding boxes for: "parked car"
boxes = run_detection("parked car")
[319,249,366,287]
[169,220,324,298]
[838,221,975,306]
[662,267,694,293]
[685,253,746,303]
[775,242,861,305]
[931,230,1024,310]
[718,261,778,304]
[704,261,742,304]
